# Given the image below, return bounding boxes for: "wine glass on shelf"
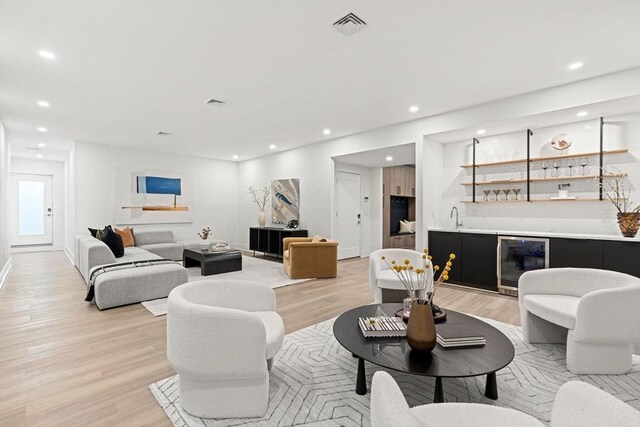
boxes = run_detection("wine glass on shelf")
[579,157,589,176]
[493,189,501,202]
[553,159,562,178]
[566,158,575,177]
[513,188,521,201]
[483,189,491,202]
[541,160,549,178]
[503,189,511,201]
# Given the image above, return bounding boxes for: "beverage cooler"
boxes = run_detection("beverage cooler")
[497,236,549,296]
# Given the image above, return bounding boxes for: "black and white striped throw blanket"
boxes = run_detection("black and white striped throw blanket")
[84,259,177,302]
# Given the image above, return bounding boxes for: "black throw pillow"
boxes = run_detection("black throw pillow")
[89,225,112,239]
[101,226,125,258]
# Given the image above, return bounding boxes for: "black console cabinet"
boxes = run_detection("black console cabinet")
[249,227,308,257]
[549,238,604,269]
[603,240,640,277]
[429,230,640,295]
[460,233,498,291]
[428,231,498,291]
[427,231,462,283]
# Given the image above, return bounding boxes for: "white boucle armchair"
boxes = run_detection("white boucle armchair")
[519,268,640,374]
[167,280,284,419]
[369,249,433,303]
[371,371,640,427]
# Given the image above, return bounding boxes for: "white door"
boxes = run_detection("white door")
[336,171,361,259]
[10,174,53,246]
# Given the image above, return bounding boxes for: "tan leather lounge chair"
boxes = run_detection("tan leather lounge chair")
[283,236,338,279]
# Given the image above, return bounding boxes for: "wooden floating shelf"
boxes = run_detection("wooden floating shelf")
[460,173,627,186]
[461,198,625,204]
[460,148,628,169]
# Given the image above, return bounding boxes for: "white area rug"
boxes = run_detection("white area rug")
[141,256,311,316]
[149,317,640,426]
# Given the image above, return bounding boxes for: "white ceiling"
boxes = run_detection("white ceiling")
[333,143,415,168]
[1,1,639,162]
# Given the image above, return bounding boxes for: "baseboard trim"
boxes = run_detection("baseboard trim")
[0,258,13,293]
[64,246,75,266]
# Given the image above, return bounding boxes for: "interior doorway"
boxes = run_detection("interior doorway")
[335,171,361,259]
[10,173,53,246]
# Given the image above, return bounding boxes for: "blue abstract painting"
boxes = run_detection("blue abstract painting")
[137,176,182,195]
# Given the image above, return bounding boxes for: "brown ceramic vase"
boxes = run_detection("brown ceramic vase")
[406,300,437,352]
[617,212,640,238]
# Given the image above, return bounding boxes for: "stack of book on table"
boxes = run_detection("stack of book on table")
[358,317,407,338]
[436,322,486,348]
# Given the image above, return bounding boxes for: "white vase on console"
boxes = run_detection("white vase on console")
[258,211,266,228]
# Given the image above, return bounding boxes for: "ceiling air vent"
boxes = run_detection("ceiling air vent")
[205,98,227,106]
[332,12,367,36]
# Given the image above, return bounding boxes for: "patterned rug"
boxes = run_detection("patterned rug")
[141,256,311,316]
[150,317,640,426]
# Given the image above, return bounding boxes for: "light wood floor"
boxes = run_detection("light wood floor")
[0,251,520,426]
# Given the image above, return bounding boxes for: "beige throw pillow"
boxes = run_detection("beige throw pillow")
[115,227,135,247]
[312,235,328,243]
[399,221,413,234]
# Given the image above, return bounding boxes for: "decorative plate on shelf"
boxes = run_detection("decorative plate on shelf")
[551,133,572,151]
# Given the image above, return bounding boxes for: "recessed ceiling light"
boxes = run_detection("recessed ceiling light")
[269,144,276,150]
[323,128,331,135]
[477,129,486,135]
[232,154,239,160]
[37,100,50,107]
[38,50,55,60]
[38,143,46,147]
[568,62,583,70]
[36,154,43,158]
[576,111,589,117]
[37,127,47,132]
[386,156,393,162]
[409,105,419,113]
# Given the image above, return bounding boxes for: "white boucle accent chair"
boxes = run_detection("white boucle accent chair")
[369,249,433,303]
[167,280,285,419]
[371,371,640,427]
[519,268,640,374]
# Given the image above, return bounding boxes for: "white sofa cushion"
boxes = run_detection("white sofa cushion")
[523,294,580,329]
[410,403,544,427]
[254,311,285,360]
[376,269,407,291]
[119,246,162,263]
[133,230,175,245]
[138,242,184,261]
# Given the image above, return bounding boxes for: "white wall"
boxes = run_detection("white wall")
[0,120,12,286]
[64,143,76,261]
[10,157,66,250]
[73,141,239,257]
[238,69,640,249]
[436,112,640,234]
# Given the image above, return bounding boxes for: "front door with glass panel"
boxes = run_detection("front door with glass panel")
[11,174,53,246]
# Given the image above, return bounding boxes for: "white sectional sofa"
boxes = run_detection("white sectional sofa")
[133,230,185,261]
[76,230,188,310]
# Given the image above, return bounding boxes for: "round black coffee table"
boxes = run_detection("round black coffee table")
[333,303,515,403]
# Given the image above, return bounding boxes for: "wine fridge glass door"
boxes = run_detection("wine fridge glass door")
[497,236,549,296]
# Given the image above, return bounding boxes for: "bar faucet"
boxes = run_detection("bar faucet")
[450,206,463,229]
